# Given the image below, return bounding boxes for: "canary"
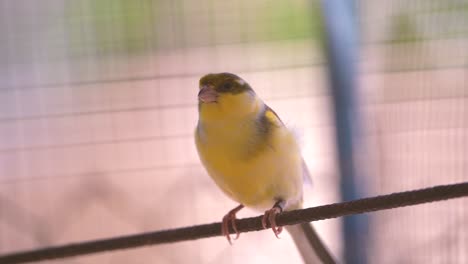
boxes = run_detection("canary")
[195,73,335,264]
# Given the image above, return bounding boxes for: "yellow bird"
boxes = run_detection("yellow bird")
[195,73,335,264]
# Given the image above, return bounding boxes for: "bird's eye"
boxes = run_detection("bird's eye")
[220,82,232,92]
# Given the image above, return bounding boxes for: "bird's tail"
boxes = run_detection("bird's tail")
[286,223,336,264]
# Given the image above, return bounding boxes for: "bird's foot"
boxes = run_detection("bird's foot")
[221,204,244,244]
[261,202,284,238]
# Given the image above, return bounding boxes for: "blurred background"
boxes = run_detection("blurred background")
[0,0,467,263]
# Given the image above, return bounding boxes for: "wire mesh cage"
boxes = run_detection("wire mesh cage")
[0,0,467,263]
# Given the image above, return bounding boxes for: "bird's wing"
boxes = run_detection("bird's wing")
[264,103,334,263]
[263,104,284,126]
[264,103,312,185]
[292,153,334,263]
[302,158,313,185]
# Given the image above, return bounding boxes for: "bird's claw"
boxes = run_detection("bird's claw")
[222,212,239,244]
[221,205,244,244]
[261,206,283,238]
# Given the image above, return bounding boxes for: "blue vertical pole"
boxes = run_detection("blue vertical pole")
[320,1,368,263]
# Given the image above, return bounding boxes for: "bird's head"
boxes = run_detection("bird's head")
[198,73,260,121]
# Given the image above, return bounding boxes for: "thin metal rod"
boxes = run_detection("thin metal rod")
[0,182,467,264]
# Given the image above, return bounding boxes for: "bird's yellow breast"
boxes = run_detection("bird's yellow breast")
[195,113,303,211]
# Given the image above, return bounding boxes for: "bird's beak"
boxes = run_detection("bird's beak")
[198,85,218,103]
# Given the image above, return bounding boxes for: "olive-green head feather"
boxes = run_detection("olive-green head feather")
[199,72,254,97]
[197,73,259,120]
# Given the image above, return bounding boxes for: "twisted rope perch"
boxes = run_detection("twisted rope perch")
[1,182,467,264]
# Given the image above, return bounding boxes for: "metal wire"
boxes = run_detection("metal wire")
[0,182,466,264]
